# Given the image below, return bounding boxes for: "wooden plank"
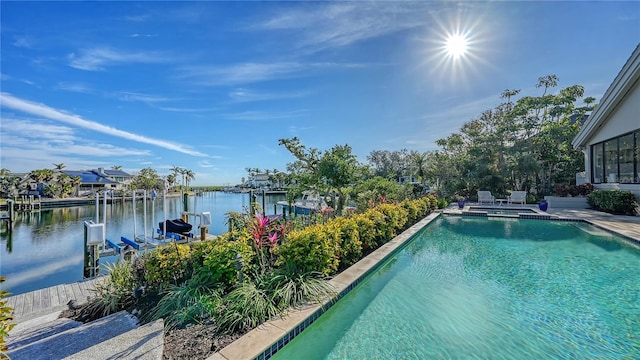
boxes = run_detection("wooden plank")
[61,284,74,303]
[40,288,51,309]
[9,294,24,319]
[72,282,84,302]
[49,286,61,308]
[21,292,33,317]
[30,289,40,313]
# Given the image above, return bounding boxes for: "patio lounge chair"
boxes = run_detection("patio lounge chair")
[507,191,527,205]
[477,191,495,205]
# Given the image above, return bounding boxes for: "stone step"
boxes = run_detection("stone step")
[7,310,139,360]
[8,314,82,351]
[69,319,164,360]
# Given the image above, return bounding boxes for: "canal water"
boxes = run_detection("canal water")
[0,191,285,295]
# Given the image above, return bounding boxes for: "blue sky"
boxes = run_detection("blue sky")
[1,1,639,186]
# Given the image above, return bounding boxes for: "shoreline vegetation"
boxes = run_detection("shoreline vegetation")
[62,194,442,359]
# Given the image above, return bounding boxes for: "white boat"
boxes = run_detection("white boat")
[277,191,329,215]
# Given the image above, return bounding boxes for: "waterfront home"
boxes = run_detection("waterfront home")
[572,44,640,197]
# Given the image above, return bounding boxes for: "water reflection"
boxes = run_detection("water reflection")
[0,191,285,295]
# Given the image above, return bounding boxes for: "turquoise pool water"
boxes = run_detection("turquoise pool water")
[272,216,640,359]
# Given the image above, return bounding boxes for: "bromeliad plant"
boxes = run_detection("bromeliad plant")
[250,212,290,275]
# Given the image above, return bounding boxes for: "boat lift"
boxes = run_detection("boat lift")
[83,189,211,278]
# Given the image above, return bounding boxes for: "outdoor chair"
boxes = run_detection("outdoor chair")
[507,191,527,205]
[477,191,495,205]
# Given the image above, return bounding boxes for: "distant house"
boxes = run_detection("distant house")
[572,44,640,197]
[62,168,133,196]
[98,168,134,189]
[246,173,272,188]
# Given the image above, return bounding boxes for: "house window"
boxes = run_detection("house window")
[591,129,640,184]
[593,144,604,184]
[619,133,634,183]
[604,139,617,183]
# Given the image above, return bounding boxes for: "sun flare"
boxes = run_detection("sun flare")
[445,34,468,59]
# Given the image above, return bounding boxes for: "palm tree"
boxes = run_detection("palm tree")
[71,176,82,197]
[171,166,184,191]
[53,163,65,170]
[410,150,428,189]
[111,165,123,171]
[184,170,195,192]
[166,174,177,191]
[43,183,60,198]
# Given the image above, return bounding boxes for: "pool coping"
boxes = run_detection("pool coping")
[209,212,441,360]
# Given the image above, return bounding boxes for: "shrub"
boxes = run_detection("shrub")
[376,203,409,235]
[201,238,254,292]
[587,190,639,216]
[400,199,420,225]
[553,183,594,197]
[144,243,192,290]
[351,213,377,251]
[364,207,392,245]
[330,217,362,268]
[276,224,341,276]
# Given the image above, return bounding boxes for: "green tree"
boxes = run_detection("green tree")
[432,75,596,198]
[279,137,362,214]
[131,168,162,190]
[43,183,60,198]
[71,176,82,197]
[184,169,195,191]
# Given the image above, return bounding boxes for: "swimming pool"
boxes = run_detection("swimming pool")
[271,216,640,359]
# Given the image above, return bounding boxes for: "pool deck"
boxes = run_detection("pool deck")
[4,207,640,360]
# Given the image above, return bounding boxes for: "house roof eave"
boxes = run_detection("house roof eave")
[572,44,640,149]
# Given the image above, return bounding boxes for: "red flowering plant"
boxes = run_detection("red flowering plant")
[250,212,288,274]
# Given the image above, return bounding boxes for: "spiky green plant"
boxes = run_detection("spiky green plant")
[87,260,137,317]
[219,279,279,333]
[0,276,15,360]
[145,270,221,330]
[218,266,334,334]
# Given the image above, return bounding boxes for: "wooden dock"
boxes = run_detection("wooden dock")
[5,277,105,323]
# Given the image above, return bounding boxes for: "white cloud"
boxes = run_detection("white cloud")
[198,160,216,168]
[1,118,152,158]
[229,88,310,102]
[177,62,371,87]
[0,93,207,157]
[56,81,94,94]
[177,62,304,86]
[254,2,434,53]
[12,36,33,48]
[222,109,308,121]
[67,47,170,71]
[115,91,172,104]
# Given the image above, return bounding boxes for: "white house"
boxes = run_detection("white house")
[246,173,272,188]
[572,44,640,197]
